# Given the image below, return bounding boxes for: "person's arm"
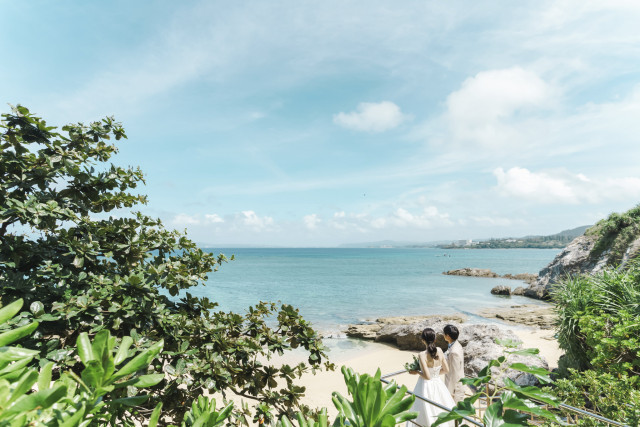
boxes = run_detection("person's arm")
[417,351,432,380]
[440,349,450,375]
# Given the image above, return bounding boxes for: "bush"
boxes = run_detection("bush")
[551,257,640,425]
[553,262,640,371]
[551,370,640,426]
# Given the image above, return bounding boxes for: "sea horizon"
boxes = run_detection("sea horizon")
[191,247,559,335]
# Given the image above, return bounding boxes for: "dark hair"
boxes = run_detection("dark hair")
[443,324,459,341]
[421,328,439,360]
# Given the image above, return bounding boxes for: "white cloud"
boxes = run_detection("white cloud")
[370,207,452,229]
[493,167,640,204]
[171,213,225,226]
[235,210,275,231]
[438,67,556,149]
[171,213,201,226]
[333,101,409,133]
[204,214,224,223]
[303,214,321,230]
[327,206,452,232]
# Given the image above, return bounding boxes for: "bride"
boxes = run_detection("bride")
[406,328,456,427]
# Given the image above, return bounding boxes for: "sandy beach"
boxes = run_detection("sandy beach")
[217,321,564,420]
[296,326,562,418]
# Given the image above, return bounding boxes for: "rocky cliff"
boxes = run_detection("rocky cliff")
[524,218,640,300]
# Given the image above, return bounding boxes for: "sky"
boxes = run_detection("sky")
[2,1,640,247]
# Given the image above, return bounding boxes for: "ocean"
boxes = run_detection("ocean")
[194,248,558,335]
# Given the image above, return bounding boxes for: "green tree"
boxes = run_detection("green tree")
[0,106,332,423]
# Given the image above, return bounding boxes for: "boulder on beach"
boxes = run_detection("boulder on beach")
[490,285,511,295]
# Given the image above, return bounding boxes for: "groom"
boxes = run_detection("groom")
[443,324,465,402]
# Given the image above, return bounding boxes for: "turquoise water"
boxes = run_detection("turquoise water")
[193,248,559,333]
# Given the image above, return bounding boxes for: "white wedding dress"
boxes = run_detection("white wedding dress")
[406,358,456,427]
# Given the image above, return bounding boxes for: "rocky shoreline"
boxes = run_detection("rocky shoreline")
[443,267,538,285]
[344,304,557,386]
[476,304,555,329]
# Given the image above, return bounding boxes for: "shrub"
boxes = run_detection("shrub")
[0,298,165,426]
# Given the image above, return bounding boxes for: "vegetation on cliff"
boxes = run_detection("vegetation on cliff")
[551,262,640,424]
[0,106,332,424]
[586,203,640,266]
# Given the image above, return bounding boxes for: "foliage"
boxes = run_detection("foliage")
[0,105,332,423]
[553,262,640,372]
[578,309,640,376]
[552,275,601,370]
[170,396,234,427]
[587,203,640,265]
[550,370,640,426]
[276,367,417,427]
[332,367,417,427]
[551,257,640,425]
[403,355,420,373]
[432,342,561,426]
[0,299,164,426]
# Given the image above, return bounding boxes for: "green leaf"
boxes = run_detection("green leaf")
[149,402,163,427]
[0,299,23,324]
[0,321,39,347]
[0,346,39,363]
[432,398,476,426]
[8,369,38,405]
[508,363,552,384]
[483,401,503,427]
[38,362,54,391]
[3,384,67,416]
[501,391,560,423]
[29,301,44,317]
[91,330,110,364]
[506,348,540,357]
[81,360,105,388]
[108,395,150,407]
[114,336,133,365]
[503,378,559,407]
[110,339,163,383]
[76,332,94,364]
[502,409,530,425]
[495,338,520,348]
[123,373,164,388]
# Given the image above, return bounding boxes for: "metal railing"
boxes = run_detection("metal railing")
[381,370,627,426]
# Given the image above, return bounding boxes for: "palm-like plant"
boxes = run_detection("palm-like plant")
[332,367,417,427]
[553,274,599,370]
[592,263,640,316]
[276,366,417,427]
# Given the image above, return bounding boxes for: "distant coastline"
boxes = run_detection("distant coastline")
[337,225,591,250]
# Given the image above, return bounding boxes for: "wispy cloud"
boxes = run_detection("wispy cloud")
[493,167,640,204]
[334,101,409,133]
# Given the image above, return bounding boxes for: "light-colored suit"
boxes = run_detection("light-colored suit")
[445,340,465,402]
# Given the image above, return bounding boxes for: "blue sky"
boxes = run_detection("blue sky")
[2,1,640,246]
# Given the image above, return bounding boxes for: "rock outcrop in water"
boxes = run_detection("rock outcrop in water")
[443,268,537,284]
